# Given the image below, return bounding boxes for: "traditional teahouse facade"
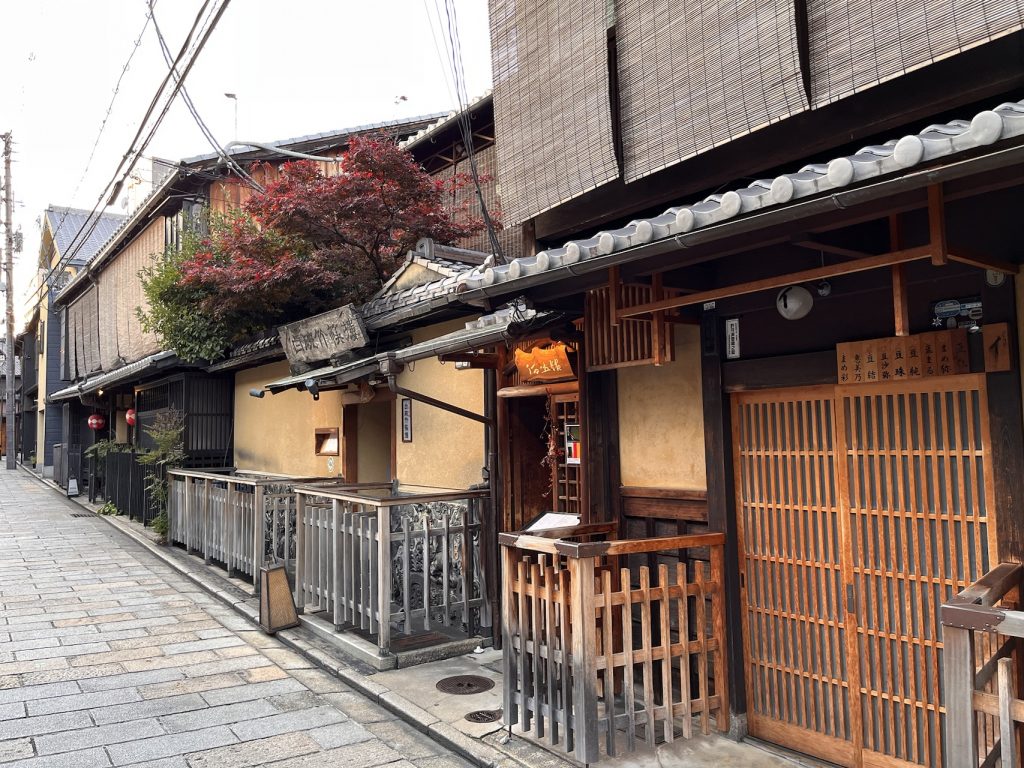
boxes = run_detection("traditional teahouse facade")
[428,3,1024,765]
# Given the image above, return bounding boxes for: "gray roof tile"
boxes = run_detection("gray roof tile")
[45,207,126,266]
[455,98,1024,292]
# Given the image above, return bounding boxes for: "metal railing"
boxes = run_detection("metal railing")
[500,523,729,764]
[942,562,1024,768]
[167,469,331,591]
[293,482,492,656]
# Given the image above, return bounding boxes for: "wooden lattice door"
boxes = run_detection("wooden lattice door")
[732,375,997,768]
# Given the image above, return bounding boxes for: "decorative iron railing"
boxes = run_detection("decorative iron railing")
[942,562,1024,768]
[500,523,729,764]
[292,482,492,656]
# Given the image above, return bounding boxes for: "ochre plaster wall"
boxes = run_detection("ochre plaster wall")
[394,319,485,489]
[233,360,344,477]
[617,325,706,490]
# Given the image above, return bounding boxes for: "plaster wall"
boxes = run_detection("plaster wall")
[394,319,485,489]
[356,399,391,482]
[617,325,706,490]
[233,360,344,477]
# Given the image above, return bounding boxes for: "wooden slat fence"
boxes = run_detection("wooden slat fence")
[942,562,1024,768]
[168,469,329,592]
[293,484,491,656]
[500,527,729,764]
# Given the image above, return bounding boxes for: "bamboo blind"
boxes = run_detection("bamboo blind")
[807,0,1024,106]
[66,285,101,379]
[732,375,997,767]
[615,0,807,183]
[431,144,522,260]
[489,0,619,224]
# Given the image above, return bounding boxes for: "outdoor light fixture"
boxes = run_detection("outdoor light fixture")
[454,360,471,370]
[304,379,320,401]
[776,285,814,320]
[248,388,265,398]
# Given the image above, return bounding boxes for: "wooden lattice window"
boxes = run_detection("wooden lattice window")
[585,284,674,371]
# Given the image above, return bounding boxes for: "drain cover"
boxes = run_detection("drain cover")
[465,708,503,723]
[436,675,495,695]
[69,513,93,518]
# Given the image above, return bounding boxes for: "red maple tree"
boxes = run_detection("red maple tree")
[179,134,490,318]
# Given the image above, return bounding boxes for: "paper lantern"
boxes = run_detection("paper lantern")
[125,409,137,426]
[87,414,106,430]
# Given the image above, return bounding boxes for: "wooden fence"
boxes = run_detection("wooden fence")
[293,483,491,656]
[500,524,729,764]
[942,562,1024,768]
[107,450,157,523]
[167,469,329,591]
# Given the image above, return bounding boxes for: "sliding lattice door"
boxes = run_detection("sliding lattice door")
[732,375,997,768]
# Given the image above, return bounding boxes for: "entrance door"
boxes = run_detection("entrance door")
[732,375,996,768]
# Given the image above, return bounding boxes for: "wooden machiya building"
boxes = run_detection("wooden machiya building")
[466,2,1024,765]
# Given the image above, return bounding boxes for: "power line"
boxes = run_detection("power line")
[46,5,156,275]
[148,0,262,194]
[49,0,231,283]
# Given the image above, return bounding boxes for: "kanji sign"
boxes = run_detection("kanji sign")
[837,329,969,385]
[514,343,574,383]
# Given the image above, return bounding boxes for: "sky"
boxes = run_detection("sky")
[0,0,493,329]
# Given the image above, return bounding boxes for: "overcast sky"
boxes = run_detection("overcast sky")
[1,0,492,327]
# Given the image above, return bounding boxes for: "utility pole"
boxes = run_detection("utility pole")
[3,134,14,470]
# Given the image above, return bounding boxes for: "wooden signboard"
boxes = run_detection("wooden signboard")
[514,343,575,383]
[837,329,969,385]
[278,305,369,366]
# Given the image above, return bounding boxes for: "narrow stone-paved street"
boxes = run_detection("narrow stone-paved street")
[0,470,471,768]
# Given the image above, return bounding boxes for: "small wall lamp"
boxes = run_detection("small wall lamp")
[304,379,320,401]
[249,388,265,398]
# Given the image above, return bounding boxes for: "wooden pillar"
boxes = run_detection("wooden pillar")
[700,307,747,726]
[483,368,502,648]
[582,369,621,525]
[941,625,976,768]
[569,555,599,764]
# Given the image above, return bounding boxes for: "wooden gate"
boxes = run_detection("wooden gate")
[732,374,996,768]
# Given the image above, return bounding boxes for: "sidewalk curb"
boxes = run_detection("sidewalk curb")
[22,468,543,768]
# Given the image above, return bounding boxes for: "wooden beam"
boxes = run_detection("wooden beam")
[618,245,933,318]
[436,352,500,368]
[928,184,948,266]
[947,249,1020,275]
[651,272,665,365]
[496,381,579,398]
[890,215,910,337]
[792,239,875,260]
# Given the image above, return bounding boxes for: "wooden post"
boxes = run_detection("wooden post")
[928,184,948,266]
[890,215,910,337]
[569,556,599,764]
[609,265,621,326]
[203,478,212,564]
[942,624,977,768]
[700,308,746,724]
[999,657,1018,768]
[651,272,666,366]
[253,486,265,594]
[501,544,518,728]
[710,543,730,733]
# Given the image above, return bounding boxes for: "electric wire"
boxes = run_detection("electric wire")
[49,0,230,283]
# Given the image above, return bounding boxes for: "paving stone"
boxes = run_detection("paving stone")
[229,705,346,741]
[259,648,314,670]
[15,642,111,661]
[1,746,112,768]
[0,736,35,761]
[0,659,68,676]
[28,687,140,716]
[35,719,165,754]
[365,720,448,759]
[184,732,321,768]
[267,690,324,712]
[79,667,184,692]
[238,664,289,684]
[91,693,207,725]
[161,698,279,733]
[0,711,93,740]
[180,655,274,678]
[0,682,79,705]
[162,637,245,655]
[139,672,246,700]
[119,650,219,672]
[286,668,350,694]
[0,637,60,653]
[108,632,200,650]
[69,646,162,667]
[200,677,305,707]
[21,663,126,686]
[107,726,238,765]
[308,720,374,748]
[266,741,409,768]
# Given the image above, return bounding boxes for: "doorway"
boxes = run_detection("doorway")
[731,375,996,768]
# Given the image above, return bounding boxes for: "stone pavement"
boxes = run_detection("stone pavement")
[0,468,471,768]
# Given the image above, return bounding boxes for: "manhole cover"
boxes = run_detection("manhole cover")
[69,513,93,518]
[465,709,503,723]
[436,675,495,695]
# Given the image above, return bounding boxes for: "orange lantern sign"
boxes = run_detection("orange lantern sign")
[514,343,574,383]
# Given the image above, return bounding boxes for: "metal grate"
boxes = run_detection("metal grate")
[69,513,94,518]
[436,675,495,696]
[465,709,502,723]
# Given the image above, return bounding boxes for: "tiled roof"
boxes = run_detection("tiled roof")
[45,207,126,266]
[454,98,1024,293]
[48,351,177,403]
[182,113,449,165]
[360,239,493,325]
[398,92,493,152]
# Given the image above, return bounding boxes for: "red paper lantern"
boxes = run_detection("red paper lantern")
[87,414,106,431]
[125,409,137,427]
